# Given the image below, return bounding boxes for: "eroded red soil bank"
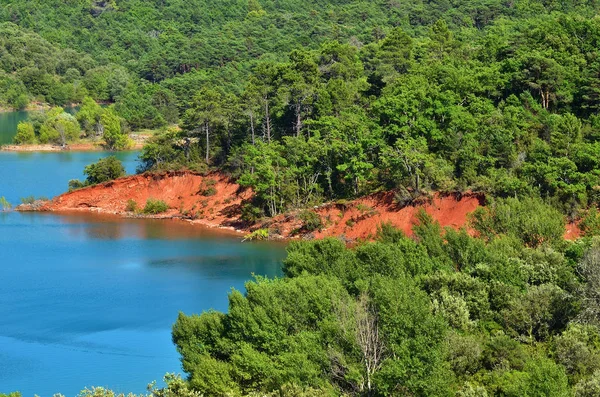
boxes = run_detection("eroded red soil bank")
[21,171,579,241]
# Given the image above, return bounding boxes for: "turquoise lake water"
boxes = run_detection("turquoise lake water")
[0,107,78,145]
[0,130,285,395]
[0,110,29,145]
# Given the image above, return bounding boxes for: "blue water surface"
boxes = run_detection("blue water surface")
[0,148,285,395]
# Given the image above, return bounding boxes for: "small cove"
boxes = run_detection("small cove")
[0,121,285,396]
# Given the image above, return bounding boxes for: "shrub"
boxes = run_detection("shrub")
[579,208,600,237]
[0,196,11,211]
[20,196,36,204]
[13,122,36,145]
[470,197,564,247]
[68,179,87,191]
[298,210,323,232]
[243,228,269,241]
[101,108,130,150]
[241,203,264,223]
[143,198,168,214]
[199,178,217,196]
[126,199,138,212]
[84,156,126,185]
[574,370,600,397]
[356,203,378,218]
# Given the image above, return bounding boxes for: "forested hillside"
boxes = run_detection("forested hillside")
[174,213,600,396]
[5,0,600,396]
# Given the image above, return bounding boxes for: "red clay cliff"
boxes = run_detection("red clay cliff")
[22,171,490,240]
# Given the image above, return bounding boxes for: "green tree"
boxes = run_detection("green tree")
[83,156,126,185]
[471,197,565,247]
[181,87,224,163]
[101,108,129,150]
[12,121,35,144]
[76,96,104,137]
[38,107,80,146]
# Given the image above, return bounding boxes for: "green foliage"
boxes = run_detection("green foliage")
[172,218,599,395]
[242,228,269,241]
[101,107,129,150]
[83,156,126,185]
[10,1,600,395]
[19,196,47,204]
[68,179,87,191]
[471,197,565,247]
[71,373,201,397]
[125,199,138,213]
[77,96,104,136]
[4,0,600,220]
[579,208,600,237]
[0,196,11,211]
[574,370,600,397]
[38,107,80,145]
[240,203,264,224]
[199,179,217,197]
[143,198,169,214]
[297,210,322,232]
[12,122,35,144]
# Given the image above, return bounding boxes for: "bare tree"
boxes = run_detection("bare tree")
[578,243,600,326]
[331,293,386,395]
[355,292,385,394]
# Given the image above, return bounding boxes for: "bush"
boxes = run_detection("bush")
[143,198,168,214]
[574,370,600,397]
[243,228,269,241]
[0,196,11,211]
[470,197,565,247]
[20,196,36,204]
[13,122,36,145]
[83,156,126,185]
[19,196,48,204]
[579,208,600,237]
[199,178,217,196]
[68,179,87,191]
[125,199,138,212]
[241,203,264,223]
[298,210,323,232]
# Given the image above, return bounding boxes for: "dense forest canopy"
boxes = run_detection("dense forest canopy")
[7,0,600,219]
[5,0,600,396]
[173,211,600,396]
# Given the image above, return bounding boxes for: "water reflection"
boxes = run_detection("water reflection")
[0,147,286,395]
[47,212,247,241]
[0,107,79,145]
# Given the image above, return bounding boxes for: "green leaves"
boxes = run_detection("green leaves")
[471,197,565,247]
[83,155,125,185]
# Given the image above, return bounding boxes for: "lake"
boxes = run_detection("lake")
[0,133,285,395]
[0,107,78,145]
[0,110,29,145]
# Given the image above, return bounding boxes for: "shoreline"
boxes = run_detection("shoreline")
[13,171,583,242]
[1,142,145,152]
[0,102,82,114]
[1,133,150,152]
[13,171,491,242]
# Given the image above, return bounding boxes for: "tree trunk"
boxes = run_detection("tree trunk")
[58,125,66,148]
[205,121,210,164]
[295,103,302,137]
[184,137,190,160]
[356,293,385,395]
[250,112,255,145]
[415,172,420,193]
[265,98,271,143]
